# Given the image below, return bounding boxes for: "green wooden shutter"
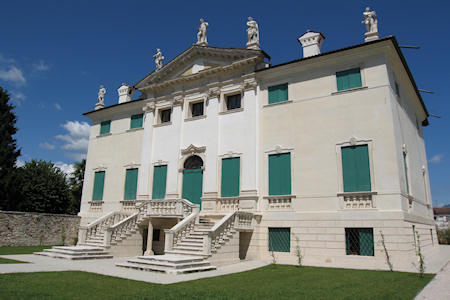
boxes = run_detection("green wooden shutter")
[92,171,105,201]
[100,121,111,135]
[269,153,291,195]
[342,145,371,192]
[336,68,362,91]
[221,157,240,197]
[124,168,138,200]
[152,165,167,199]
[182,169,203,206]
[130,114,143,129]
[403,152,410,194]
[359,228,374,256]
[268,83,288,104]
[268,228,290,252]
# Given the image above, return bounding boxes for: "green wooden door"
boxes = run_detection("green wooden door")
[268,153,291,195]
[221,157,240,197]
[341,145,371,192]
[152,165,167,199]
[124,168,138,200]
[182,168,203,206]
[92,171,105,201]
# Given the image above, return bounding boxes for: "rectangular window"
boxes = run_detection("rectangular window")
[336,68,362,91]
[160,109,171,123]
[92,171,105,201]
[152,165,167,199]
[226,94,241,110]
[341,145,371,192]
[124,168,138,200]
[268,228,290,252]
[403,151,410,195]
[268,153,291,195]
[191,102,204,117]
[221,157,240,197]
[394,82,400,96]
[100,121,111,135]
[152,229,161,241]
[268,83,288,104]
[130,114,144,129]
[345,228,374,256]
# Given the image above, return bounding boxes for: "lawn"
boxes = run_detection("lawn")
[0,265,433,300]
[0,245,52,255]
[0,257,27,264]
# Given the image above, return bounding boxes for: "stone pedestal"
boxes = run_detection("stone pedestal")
[196,41,208,47]
[364,31,379,42]
[246,41,260,50]
[95,102,104,110]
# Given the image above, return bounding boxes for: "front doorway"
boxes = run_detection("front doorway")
[182,155,203,207]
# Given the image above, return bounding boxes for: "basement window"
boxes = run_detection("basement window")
[345,228,374,256]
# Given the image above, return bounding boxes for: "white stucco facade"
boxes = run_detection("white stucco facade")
[78,37,437,271]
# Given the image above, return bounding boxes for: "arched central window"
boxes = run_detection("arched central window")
[184,155,203,169]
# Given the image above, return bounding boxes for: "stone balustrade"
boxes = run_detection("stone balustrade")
[339,192,376,209]
[264,195,294,211]
[216,198,239,212]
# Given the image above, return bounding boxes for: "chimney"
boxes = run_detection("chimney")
[118,83,134,104]
[298,30,325,58]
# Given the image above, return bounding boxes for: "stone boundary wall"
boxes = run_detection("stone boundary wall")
[0,211,80,246]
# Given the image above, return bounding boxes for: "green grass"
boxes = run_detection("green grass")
[0,245,52,255]
[0,257,27,264]
[0,265,433,300]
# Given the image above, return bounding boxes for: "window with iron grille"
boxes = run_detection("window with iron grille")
[226,94,241,110]
[160,108,171,123]
[191,102,204,117]
[345,228,374,256]
[268,227,290,252]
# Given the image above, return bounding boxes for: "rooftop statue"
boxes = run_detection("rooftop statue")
[246,17,260,49]
[197,18,209,46]
[362,7,378,34]
[95,85,106,110]
[153,48,164,70]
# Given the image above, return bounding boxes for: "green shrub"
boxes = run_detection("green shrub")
[437,228,450,244]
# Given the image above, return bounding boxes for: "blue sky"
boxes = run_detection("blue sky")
[0,0,449,206]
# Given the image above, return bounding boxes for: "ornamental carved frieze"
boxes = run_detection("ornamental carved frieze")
[181,144,206,156]
[143,102,156,112]
[242,79,257,91]
[172,96,184,106]
[206,88,220,99]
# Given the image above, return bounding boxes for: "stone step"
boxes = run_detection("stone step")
[52,246,105,252]
[175,242,203,248]
[42,248,107,256]
[184,235,204,241]
[172,245,204,251]
[165,250,208,257]
[136,254,205,264]
[126,258,210,269]
[116,262,216,274]
[34,252,112,260]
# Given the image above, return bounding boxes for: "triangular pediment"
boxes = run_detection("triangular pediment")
[135,46,269,89]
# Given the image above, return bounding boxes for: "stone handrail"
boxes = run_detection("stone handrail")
[104,212,140,246]
[164,209,200,252]
[78,211,130,244]
[234,211,254,231]
[137,198,198,218]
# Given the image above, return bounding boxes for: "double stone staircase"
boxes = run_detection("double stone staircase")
[35,199,255,274]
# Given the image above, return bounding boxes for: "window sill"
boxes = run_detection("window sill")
[96,133,112,138]
[331,86,368,95]
[263,100,292,108]
[126,127,144,132]
[337,191,377,197]
[219,107,244,115]
[263,195,296,199]
[185,115,206,122]
[88,201,104,204]
[153,121,172,128]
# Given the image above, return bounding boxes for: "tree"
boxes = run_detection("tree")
[68,159,85,214]
[14,160,71,214]
[0,87,21,210]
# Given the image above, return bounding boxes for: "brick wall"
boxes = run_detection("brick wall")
[0,211,80,246]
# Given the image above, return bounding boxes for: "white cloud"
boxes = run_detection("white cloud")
[55,120,90,162]
[54,102,62,110]
[39,142,56,150]
[65,152,87,162]
[10,91,26,106]
[0,66,26,85]
[15,158,25,167]
[33,60,50,72]
[54,161,74,176]
[429,154,443,164]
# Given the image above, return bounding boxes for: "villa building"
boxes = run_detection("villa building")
[37,11,437,273]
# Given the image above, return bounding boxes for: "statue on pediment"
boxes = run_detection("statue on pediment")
[362,7,378,33]
[153,48,164,70]
[197,18,209,46]
[246,17,260,49]
[95,85,106,110]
